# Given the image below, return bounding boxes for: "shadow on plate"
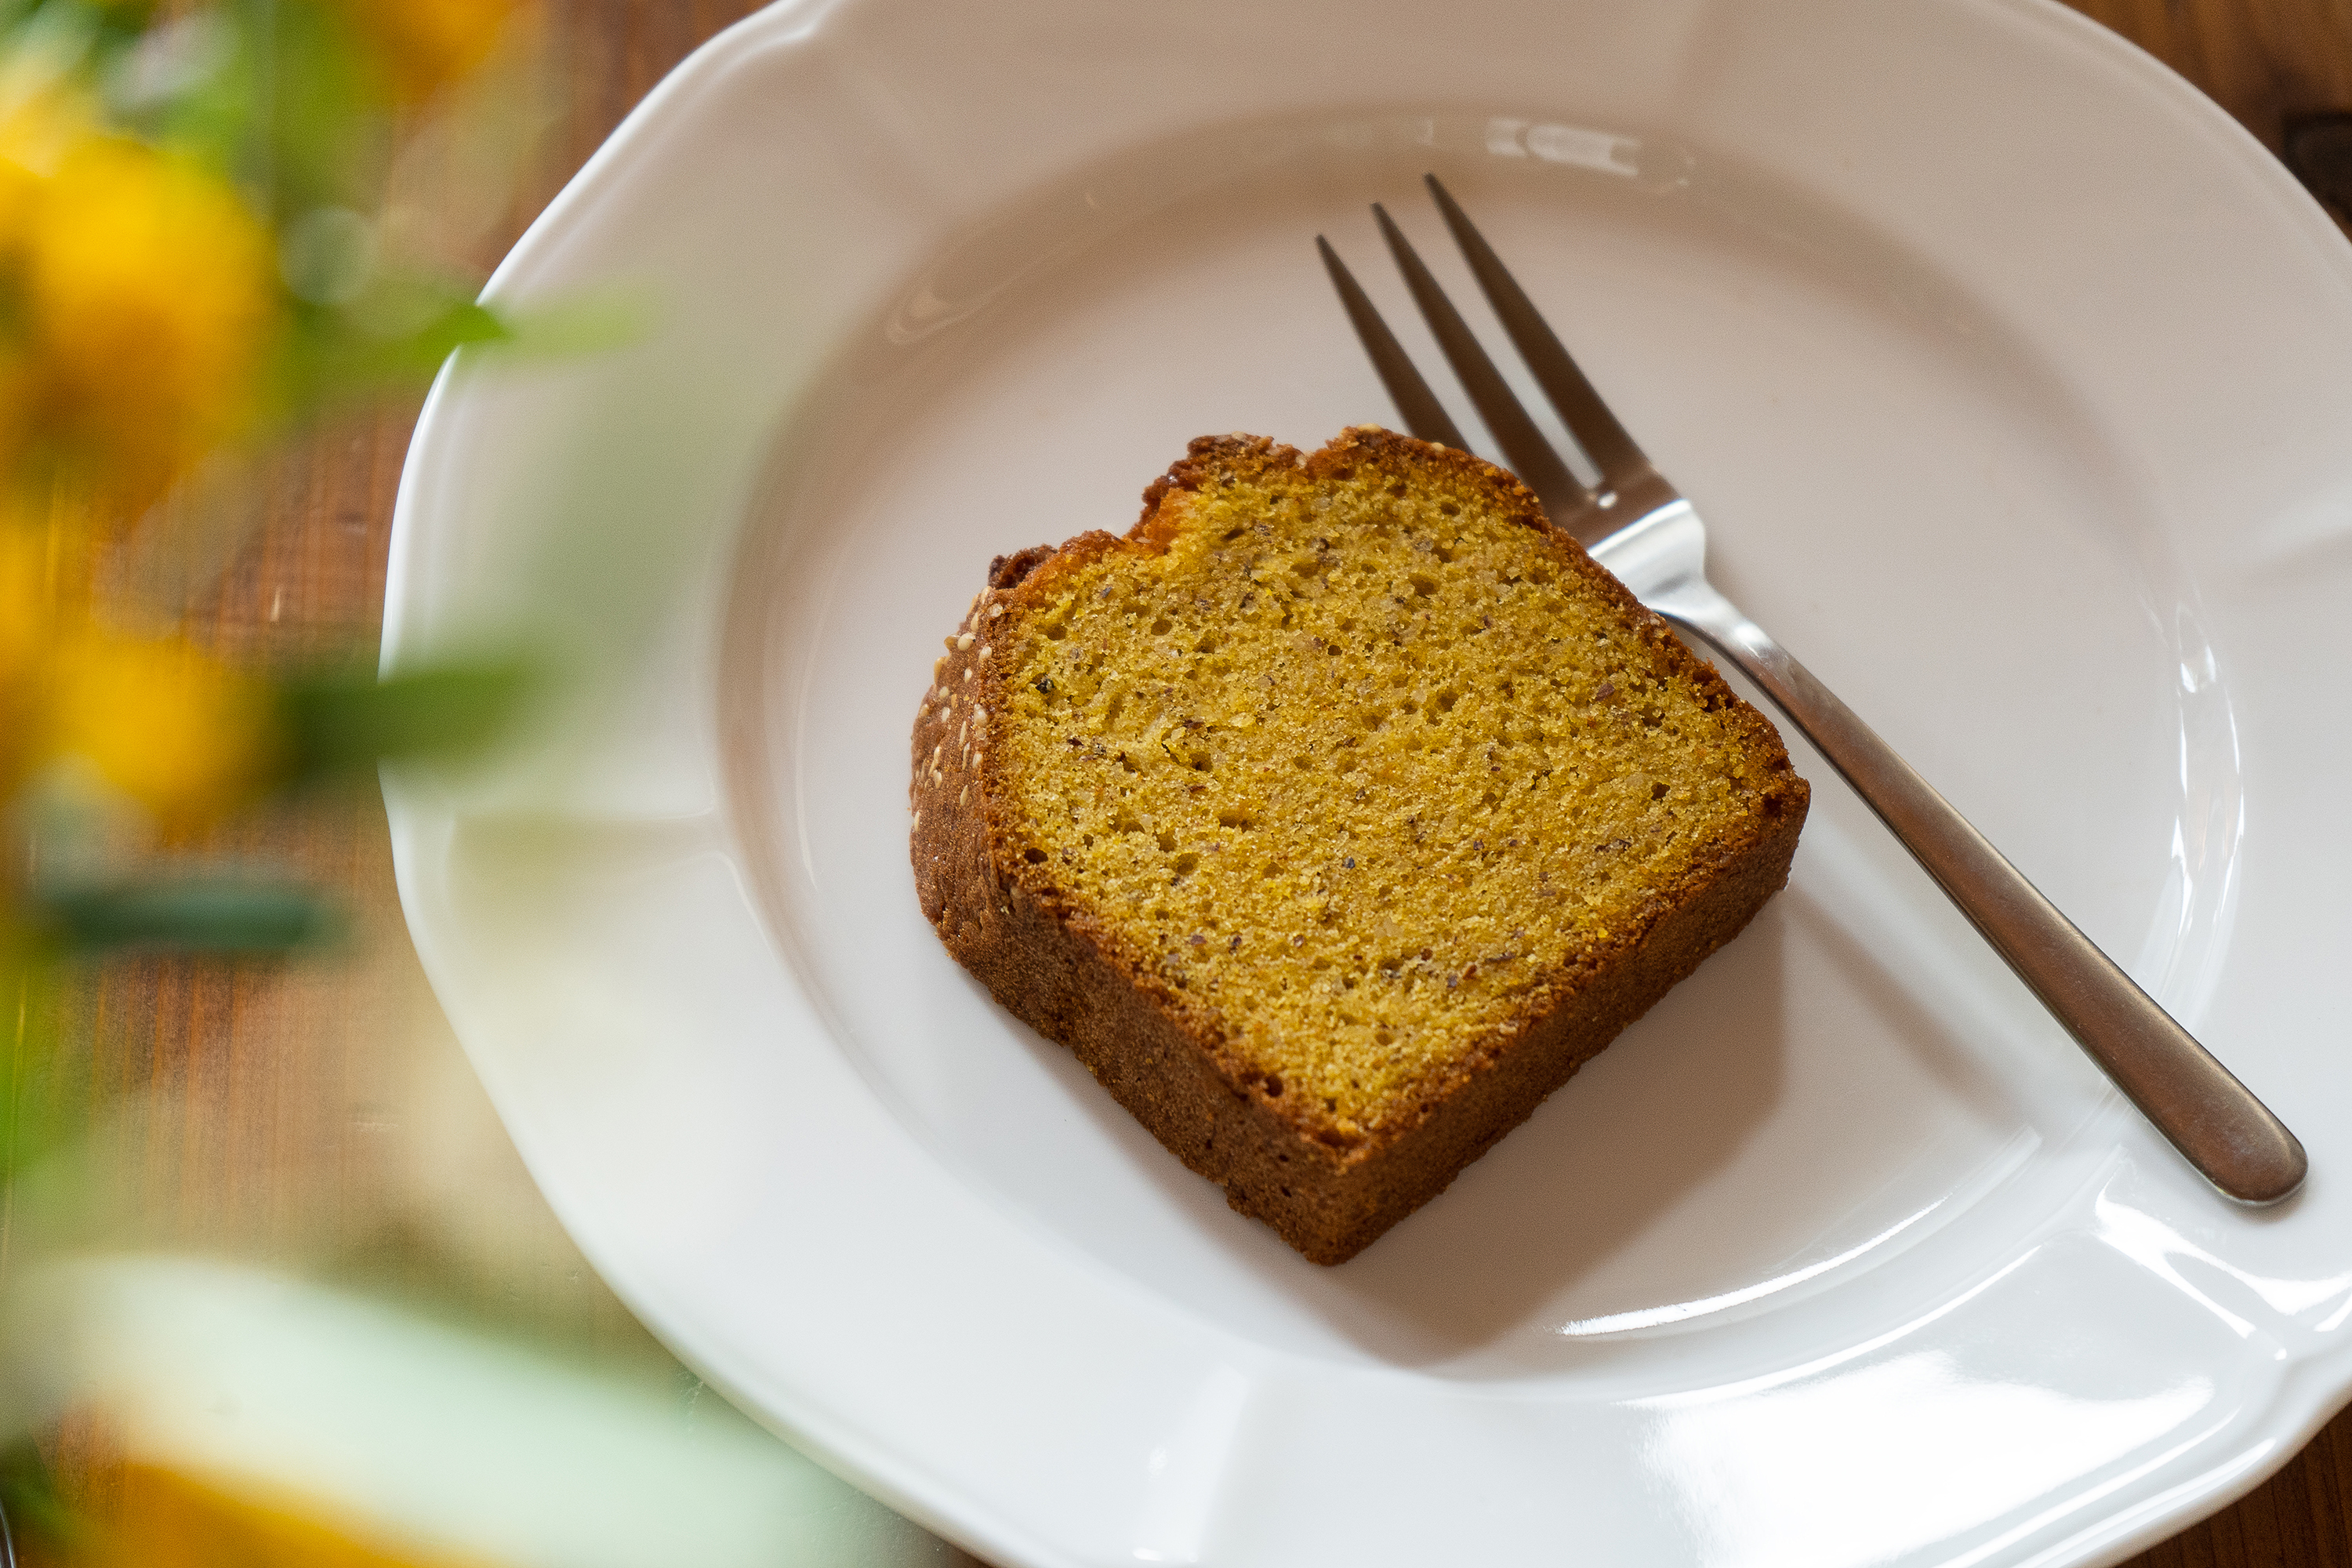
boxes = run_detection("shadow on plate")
[1004,906,1792,1364]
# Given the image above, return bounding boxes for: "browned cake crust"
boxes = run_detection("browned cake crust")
[910,430,1807,1265]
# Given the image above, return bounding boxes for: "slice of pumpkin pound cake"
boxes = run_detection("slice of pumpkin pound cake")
[910,427,1808,1264]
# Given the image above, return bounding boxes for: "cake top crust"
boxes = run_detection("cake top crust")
[978,428,1803,1143]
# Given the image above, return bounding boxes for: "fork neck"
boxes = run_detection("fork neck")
[1559,466,1681,550]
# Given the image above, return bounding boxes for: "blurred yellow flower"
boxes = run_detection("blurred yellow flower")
[0,524,53,794]
[46,630,281,829]
[0,90,93,477]
[21,137,276,505]
[64,1463,480,1568]
[337,0,524,103]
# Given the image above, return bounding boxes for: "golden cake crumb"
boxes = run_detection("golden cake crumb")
[911,429,1807,1263]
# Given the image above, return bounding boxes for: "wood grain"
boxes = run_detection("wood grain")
[2069,0,2352,152]
[45,2,2351,1565]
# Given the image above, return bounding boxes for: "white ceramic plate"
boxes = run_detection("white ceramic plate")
[383,2,2352,1563]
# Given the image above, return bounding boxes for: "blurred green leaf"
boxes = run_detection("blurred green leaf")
[230,0,387,215]
[278,659,532,781]
[463,292,649,360]
[414,299,514,356]
[0,1438,81,1555]
[32,879,340,954]
[0,954,71,1189]
[282,291,518,406]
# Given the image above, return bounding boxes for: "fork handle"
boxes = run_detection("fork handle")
[1653,579,2307,1205]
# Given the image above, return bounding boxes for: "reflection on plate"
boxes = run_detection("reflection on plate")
[386,2,2352,1565]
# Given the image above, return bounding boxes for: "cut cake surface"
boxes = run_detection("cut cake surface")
[911,428,1808,1263]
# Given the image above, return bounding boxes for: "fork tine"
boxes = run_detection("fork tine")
[1423,174,1650,488]
[1369,203,1588,521]
[1316,235,1468,452]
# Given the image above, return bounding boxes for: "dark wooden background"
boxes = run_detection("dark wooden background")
[60,2,2352,1563]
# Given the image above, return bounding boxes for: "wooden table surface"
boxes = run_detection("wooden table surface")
[67,2,2352,1564]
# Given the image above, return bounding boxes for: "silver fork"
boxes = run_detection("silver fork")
[1318,175,2306,1206]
